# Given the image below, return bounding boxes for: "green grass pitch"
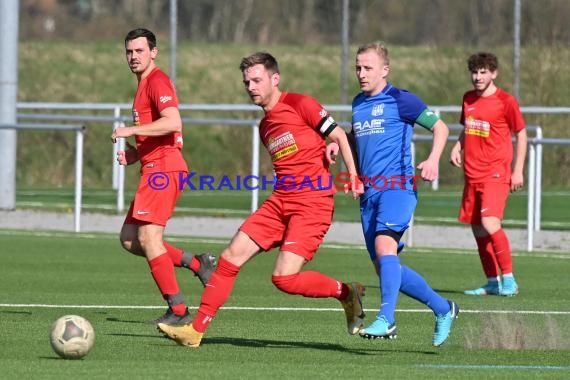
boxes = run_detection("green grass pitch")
[1,230,569,379]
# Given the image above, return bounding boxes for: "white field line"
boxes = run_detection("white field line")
[0,303,569,315]
[1,229,569,258]
[16,201,249,215]
[17,190,570,197]
[14,200,570,227]
[413,215,570,228]
[17,190,255,197]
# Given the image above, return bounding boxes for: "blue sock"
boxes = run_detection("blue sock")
[378,255,401,324]
[399,265,450,315]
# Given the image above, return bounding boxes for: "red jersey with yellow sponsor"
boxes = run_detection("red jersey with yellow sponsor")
[132,67,188,174]
[460,87,525,183]
[260,92,336,198]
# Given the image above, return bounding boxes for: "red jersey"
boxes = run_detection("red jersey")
[132,67,188,174]
[460,87,525,183]
[260,92,336,198]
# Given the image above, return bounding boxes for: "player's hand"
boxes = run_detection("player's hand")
[325,142,339,165]
[117,141,138,166]
[416,159,439,182]
[449,147,462,167]
[346,173,364,199]
[111,126,133,143]
[510,171,524,192]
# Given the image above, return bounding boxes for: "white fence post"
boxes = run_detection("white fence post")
[74,128,84,232]
[112,106,121,190]
[117,132,125,213]
[527,143,536,252]
[534,126,543,231]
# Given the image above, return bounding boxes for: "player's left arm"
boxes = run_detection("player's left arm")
[511,128,527,192]
[111,106,182,141]
[415,109,449,181]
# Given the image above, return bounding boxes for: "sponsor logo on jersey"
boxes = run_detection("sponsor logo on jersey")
[267,132,298,161]
[159,95,173,104]
[353,119,385,136]
[319,108,328,118]
[371,103,385,116]
[465,116,490,137]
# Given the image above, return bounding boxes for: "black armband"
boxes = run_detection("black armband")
[318,115,337,136]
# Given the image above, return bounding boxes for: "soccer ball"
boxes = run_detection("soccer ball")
[49,315,95,359]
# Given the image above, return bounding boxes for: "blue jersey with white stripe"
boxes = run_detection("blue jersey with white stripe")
[352,84,428,199]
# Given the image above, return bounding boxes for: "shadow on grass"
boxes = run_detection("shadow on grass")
[106,331,437,355]
[0,310,32,316]
[187,336,437,356]
[106,316,147,324]
[432,288,466,295]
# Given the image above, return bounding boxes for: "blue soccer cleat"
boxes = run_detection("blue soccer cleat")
[500,276,519,297]
[464,281,501,296]
[433,300,459,347]
[359,315,397,340]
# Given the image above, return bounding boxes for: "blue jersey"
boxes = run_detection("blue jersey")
[352,84,434,199]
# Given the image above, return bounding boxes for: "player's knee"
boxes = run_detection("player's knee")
[480,217,501,234]
[271,273,301,295]
[119,237,144,256]
[119,234,132,250]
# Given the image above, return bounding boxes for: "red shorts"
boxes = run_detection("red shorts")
[459,182,509,224]
[240,194,334,261]
[124,171,185,227]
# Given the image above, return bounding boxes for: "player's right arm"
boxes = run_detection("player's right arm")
[112,107,182,140]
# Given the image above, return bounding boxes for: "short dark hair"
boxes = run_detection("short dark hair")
[239,52,279,74]
[467,52,498,72]
[124,28,157,50]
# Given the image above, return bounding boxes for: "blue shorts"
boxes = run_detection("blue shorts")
[360,189,417,260]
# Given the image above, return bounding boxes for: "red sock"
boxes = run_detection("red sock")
[185,255,201,273]
[164,242,201,272]
[271,271,346,299]
[163,242,183,267]
[148,253,185,315]
[193,257,240,333]
[475,235,500,277]
[490,229,513,275]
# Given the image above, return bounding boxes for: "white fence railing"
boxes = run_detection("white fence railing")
[14,103,570,251]
[0,122,85,232]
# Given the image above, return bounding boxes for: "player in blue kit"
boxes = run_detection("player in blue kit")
[328,42,458,346]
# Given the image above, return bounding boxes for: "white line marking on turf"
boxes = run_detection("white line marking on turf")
[416,364,569,370]
[1,303,569,315]
[416,364,570,370]
[1,229,568,257]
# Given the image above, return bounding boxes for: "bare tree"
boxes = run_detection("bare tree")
[234,0,254,42]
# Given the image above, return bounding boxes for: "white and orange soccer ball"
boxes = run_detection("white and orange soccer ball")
[49,315,95,359]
